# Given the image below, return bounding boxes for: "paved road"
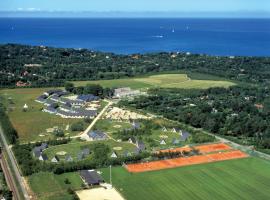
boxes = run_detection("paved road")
[0,126,30,200]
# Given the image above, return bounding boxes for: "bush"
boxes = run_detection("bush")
[71,121,85,132]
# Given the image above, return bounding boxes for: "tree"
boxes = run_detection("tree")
[71,121,85,132]
[84,84,103,96]
[65,82,74,92]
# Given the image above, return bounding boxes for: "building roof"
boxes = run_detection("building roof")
[33,147,42,157]
[172,138,180,144]
[87,130,107,140]
[51,156,60,162]
[65,155,73,162]
[33,143,48,157]
[40,153,48,161]
[128,137,136,144]
[77,152,85,160]
[77,94,99,102]
[132,122,140,129]
[40,143,48,150]
[80,170,104,185]
[44,89,63,96]
[136,140,145,151]
[36,95,47,101]
[180,131,190,141]
[82,148,90,155]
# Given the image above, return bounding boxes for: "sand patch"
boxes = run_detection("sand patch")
[76,187,124,200]
[56,151,67,156]
[113,125,122,128]
[113,147,123,151]
[159,135,168,139]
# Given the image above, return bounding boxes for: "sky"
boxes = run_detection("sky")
[1,0,270,12]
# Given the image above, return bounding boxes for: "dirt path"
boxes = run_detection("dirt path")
[79,100,113,140]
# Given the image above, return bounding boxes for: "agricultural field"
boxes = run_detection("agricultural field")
[43,139,137,161]
[101,157,270,200]
[73,73,236,90]
[0,88,85,142]
[28,172,83,200]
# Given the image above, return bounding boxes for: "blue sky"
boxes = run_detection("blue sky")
[1,0,270,12]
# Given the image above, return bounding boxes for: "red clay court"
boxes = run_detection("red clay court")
[126,143,248,173]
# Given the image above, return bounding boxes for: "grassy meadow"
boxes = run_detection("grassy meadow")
[0,88,82,143]
[43,139,137,161]
[73,73,236,90]
[101,157,270,200]
[28,172,83,200]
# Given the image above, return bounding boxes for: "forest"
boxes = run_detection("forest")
[120,86,270,152]
[1,44,270,87]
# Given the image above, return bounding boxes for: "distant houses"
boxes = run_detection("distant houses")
[77,148,90,160]
[128,137,136,144]
[161,127,191,142]
[114,87,140,98]
[32,143,48,161]
[65,155,73,162]
[180,131,190,141]
[160,139,166,145]
[51,156,60,163]
[80,170,104,186]
[136,140,146,152]
[87,130,107,141]
[111,151,118,158]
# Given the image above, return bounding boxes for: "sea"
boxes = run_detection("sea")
[0,18,270,56]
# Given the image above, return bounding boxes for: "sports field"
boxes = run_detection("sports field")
[126,143,248,173]
[101,157,270,200]
[73,73,236,90]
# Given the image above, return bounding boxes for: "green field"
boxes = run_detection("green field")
[73,73,236,90]
[43,139,137,161]
[0,88,86,142]
[101,157,270,200]
[28,172,83,200]
[93,119,133,135]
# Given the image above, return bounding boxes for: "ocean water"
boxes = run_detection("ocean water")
[0,18,270,56]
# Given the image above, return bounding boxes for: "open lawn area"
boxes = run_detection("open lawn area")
[43,139,136,161]
[101,157,270,200]
[93,119,133,136]
[28,172,83,200]
[73,73,236,90]
[0,88,85,143]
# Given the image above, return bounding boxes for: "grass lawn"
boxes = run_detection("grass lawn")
[73,73,236,90]
[101,157,270,200]
[0,88,85,143]
[28,172,83,200]
[93,119,132,136]
[43,139,136,161]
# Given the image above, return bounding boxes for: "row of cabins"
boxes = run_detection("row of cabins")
[37,90,99,119]
[162,127,190,141]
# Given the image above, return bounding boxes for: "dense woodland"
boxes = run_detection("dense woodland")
[120,86,270,152]
[1,44,270,87]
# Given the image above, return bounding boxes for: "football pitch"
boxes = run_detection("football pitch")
[101,157,270,200]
